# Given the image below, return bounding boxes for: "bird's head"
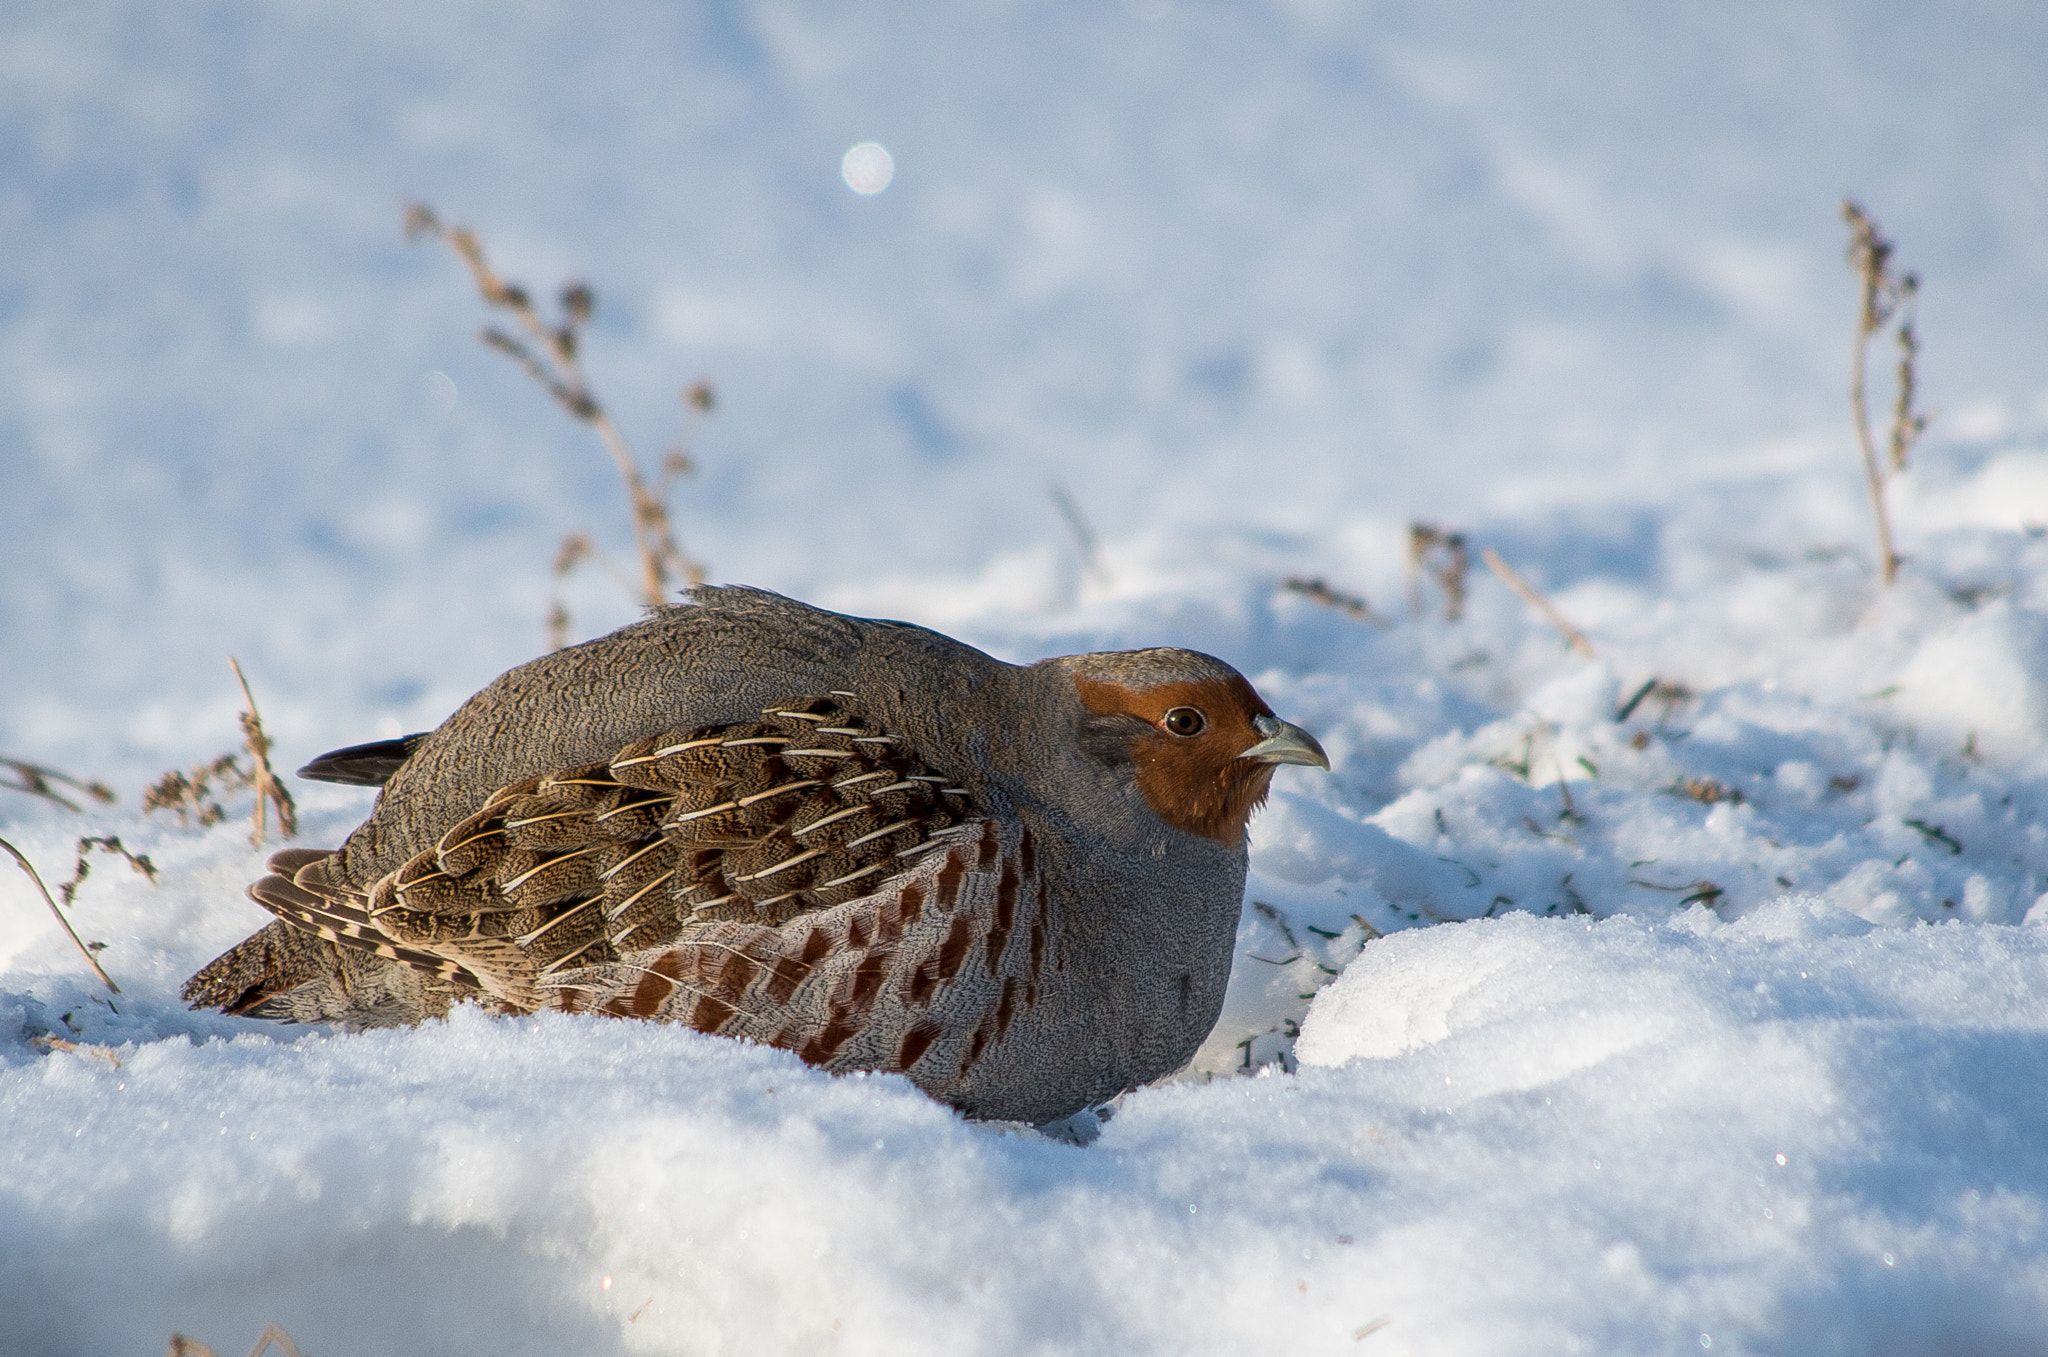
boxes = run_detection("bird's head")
[1056,649,1328,845]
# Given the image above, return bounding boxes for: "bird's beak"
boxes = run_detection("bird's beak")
[1239,714,1330,769]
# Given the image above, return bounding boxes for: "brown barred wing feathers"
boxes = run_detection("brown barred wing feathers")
[543,817,1054,1119]
[201,695,981,1025]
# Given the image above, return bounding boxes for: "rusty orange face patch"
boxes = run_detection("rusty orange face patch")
[1073,674,1281,844]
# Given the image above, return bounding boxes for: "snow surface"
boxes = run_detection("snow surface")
[7,2,2048,1354]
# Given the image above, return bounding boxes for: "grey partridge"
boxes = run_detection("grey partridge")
[184,586,1328,1124]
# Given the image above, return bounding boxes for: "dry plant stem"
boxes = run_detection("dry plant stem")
[1848,307,1900,585]
[167,1327,305,1357]
[590,405,671,606]
[407,204,705,608]
[0,757,114,813]
[60,834,157,907]
[547,531,593,651]
[1843,199,1909,585]
[231,656,298,846]
[31,1034,122,1067]
[1890,303,1926,472]
[1282,576,1391,628]
[472,293,678,605]
[246,1326,307,1357]
[1407,523,1469,621]
[1481,548,1596,657]
[0,835,120,993]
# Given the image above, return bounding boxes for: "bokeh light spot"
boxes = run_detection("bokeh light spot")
[841,142,894,195]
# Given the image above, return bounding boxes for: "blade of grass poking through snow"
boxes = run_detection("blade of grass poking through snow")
[1614,677,1660,722]
[1481,548,1596,657]
[0,835,120,994]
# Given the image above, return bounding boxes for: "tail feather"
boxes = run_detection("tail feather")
[182,849,474,1026]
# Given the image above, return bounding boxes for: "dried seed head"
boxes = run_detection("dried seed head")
[402,202,441,240]
[560,282,594,325]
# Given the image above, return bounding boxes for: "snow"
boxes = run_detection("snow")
[6,2,2048,1353]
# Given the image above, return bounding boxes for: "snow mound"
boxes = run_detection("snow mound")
[10,904,2048,1355]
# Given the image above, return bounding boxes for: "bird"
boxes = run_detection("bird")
[183,586,1328,1125]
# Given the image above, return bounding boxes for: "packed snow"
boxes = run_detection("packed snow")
[6,3,2048,1354]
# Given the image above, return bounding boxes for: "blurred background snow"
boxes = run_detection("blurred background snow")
[4,0,2047,780]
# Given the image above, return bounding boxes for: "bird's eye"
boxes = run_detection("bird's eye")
[1162,707,1208,737]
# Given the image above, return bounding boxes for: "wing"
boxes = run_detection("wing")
[297,734,430,787]
[198,695,979,1016]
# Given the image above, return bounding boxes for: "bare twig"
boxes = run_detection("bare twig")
[1,835,120,993]
[406,202,709,617]
[0,757,115,814]
[231,657,297,847]
[1843,200,1924,584]
[1481,548,1596,657]
[1283,576,1391,628]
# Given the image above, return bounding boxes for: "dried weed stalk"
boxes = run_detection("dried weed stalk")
[144,659,297,846]
[1407,523,1469,621]
[546,531,595,652]
[1674,775,1743,806]
[59,835,157,907]
[0,757,114,813]
[406,203,711,646]
[143,754,241,828]
[30,1034,122,1067]
[1843,199,1927,585]
[1282,576,1390,628]
[1480,547,1596,657]
[0,835,121,993]
[232,657,297,845]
